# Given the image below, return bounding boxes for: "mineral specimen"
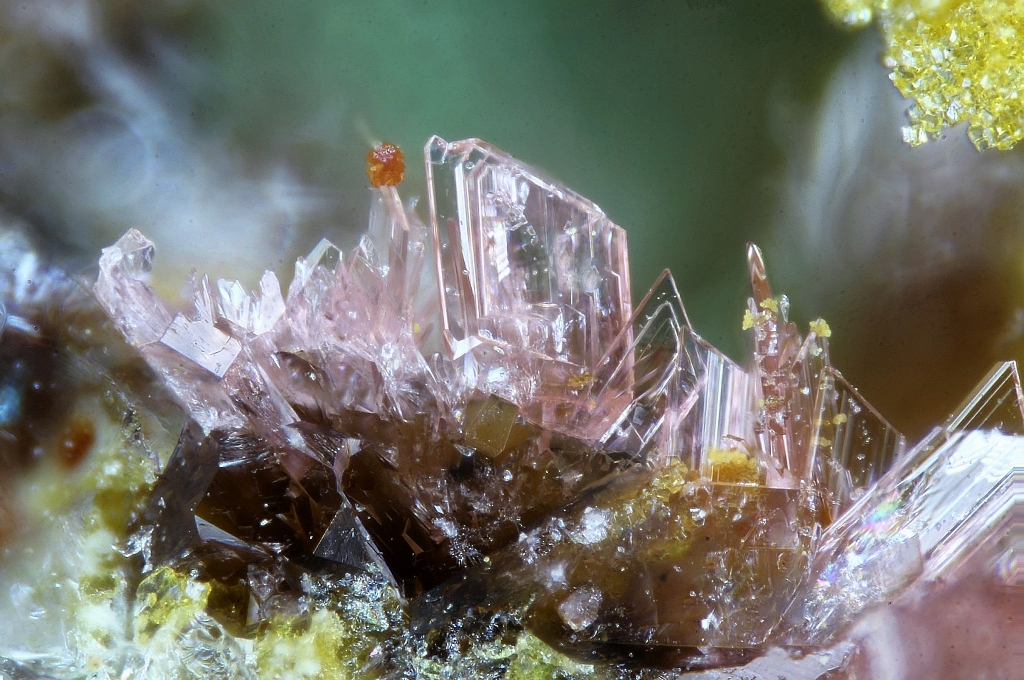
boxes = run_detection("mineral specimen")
[0,135,1007,679]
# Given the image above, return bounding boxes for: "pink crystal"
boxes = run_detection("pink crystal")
[426,136,631,433]
[94,228,174,347]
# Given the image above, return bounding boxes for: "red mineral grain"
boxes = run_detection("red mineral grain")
[366,142,405,187]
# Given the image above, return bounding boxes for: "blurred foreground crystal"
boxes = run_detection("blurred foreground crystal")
[85,138,1024,677]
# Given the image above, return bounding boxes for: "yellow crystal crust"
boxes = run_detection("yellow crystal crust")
[822,0,1024,150]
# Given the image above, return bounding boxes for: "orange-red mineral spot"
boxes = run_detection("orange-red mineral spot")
[57,415,95,469]
[366,142,405,187]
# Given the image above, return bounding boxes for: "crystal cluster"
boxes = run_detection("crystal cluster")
[822,0,1024,150]
[82,137,1024,676]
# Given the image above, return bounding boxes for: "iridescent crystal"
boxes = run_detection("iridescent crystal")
[786,361,1024,645]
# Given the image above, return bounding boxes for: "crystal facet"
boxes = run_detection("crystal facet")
[426,136,631,434]
[787,362,1024,646]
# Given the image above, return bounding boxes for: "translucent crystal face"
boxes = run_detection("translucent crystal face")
[426,136,631,429]
[786,361,1024,646]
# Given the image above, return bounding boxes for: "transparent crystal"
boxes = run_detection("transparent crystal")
[807,365,905,520]
[944,360,1024,435]
[93,187,442,435]
[786,361,1024,645]
[581,269,690,459]
[215,271,286,336]
[671,327,758,475]
[126,567,257,680]
[160,313,242,378]
[94,229,174,347]
[426,136,631,432]
[407,242,908,665]
[313,499,382,574]
[739,244,905,496]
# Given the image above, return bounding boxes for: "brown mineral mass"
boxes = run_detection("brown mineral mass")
[366,142,405,187]
[57,415,95,469]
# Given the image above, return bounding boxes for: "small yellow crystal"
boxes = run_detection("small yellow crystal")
[708,448,762,484]
[567,371,596,390]
[822,0,875,26]
[134,567,211,645]
[809,318,832,338]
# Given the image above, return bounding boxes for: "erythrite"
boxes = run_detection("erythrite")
[91,137,1024,675]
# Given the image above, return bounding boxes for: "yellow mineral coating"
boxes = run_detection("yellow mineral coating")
[132,565,252,678]
[707,448,762,484]
[257,610,364,680]
[742,309,755,330]
[590,461,697,563]
[822,0,1024,150]
[605,460,691,529]
[133,567,211,645]
[505,632,603,680]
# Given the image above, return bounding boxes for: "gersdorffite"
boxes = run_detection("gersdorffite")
[67,137,1024,677]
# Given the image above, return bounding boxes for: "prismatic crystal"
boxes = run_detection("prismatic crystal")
[87,137,1024,678]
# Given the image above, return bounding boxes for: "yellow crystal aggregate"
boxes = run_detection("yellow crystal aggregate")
[133,567,214,645]
[809,318,832,338]
[707,448,763,484]
[257,610,375,680]
[822,0,1024,150]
